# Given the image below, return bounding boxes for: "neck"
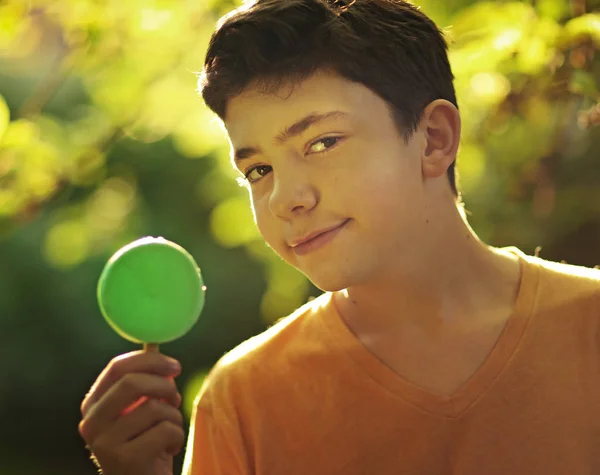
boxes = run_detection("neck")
[333,205,522,339]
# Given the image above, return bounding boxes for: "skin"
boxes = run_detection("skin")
[225,70,522,394]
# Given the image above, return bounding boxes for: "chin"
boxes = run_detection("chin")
[311,280,347,293]
[304,267,365,293]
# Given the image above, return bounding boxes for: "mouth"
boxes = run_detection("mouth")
[291,219,350,256]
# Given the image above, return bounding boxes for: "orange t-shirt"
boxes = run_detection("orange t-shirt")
[183,247,600,475]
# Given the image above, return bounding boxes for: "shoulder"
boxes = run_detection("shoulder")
[194,292,332,408]
[216,291,331,375]
[515,247,600,309]
[521,249,600,287]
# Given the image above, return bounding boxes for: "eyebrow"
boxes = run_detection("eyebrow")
[233,110,351,163]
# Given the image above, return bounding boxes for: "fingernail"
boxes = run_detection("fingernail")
[167,358,181,371]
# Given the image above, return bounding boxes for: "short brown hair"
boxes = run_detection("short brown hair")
[200,0,459,197]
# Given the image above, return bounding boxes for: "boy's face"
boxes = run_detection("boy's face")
[224,71,429,291]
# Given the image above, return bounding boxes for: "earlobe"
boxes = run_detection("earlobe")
[421,100,460,179]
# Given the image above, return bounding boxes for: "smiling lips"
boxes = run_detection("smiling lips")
[289,219,350,255]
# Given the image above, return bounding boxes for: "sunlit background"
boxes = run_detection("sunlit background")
[0,0,598,473]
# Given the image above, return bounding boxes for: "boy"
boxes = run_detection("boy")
[78,1,600,474]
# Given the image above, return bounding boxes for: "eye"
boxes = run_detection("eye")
[240,136,343,186]
[308,136,342,154]
[243,164,272,184]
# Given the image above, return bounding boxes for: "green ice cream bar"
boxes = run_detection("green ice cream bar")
[97,236,206,345]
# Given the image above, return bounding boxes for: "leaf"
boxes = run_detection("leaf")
[0,94,10,142]
[450,2,535,45]
[568,70,599,98]
[563,13,600,47]
[448,2,535,76]
[535,0,571,22]
[2,119,39,148]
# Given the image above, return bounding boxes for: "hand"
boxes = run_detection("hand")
[78,351,185,475]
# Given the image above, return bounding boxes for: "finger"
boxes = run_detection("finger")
[79,373,180,445]
[121,384,181,416]
[81,351,181,418]
[129,420,186,458]
[94,398,184,447]
[81,351,181,417]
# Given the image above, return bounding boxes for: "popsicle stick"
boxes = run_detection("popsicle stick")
[144,343,159,353]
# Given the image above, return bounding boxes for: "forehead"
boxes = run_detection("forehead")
[223,72,387,143]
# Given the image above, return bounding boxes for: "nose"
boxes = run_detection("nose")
[268,166,318,220]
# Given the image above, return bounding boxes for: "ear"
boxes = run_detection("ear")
[420,99,461,179]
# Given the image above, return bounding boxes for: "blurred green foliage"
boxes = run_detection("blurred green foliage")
[0,0,598,473]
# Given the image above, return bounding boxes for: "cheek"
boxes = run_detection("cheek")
[251,197,267,232]
[350,166,404,209]
[252,196,282,248]
[351,169,419,233]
